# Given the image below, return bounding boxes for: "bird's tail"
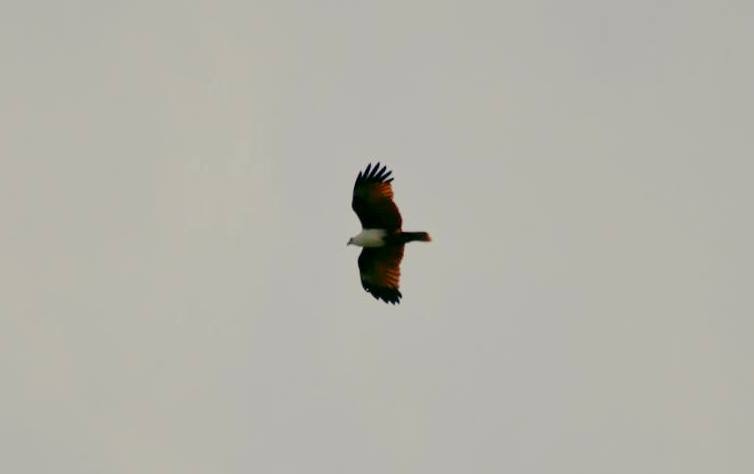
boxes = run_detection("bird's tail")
[399,231,432,243]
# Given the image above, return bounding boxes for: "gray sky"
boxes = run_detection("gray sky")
[2,1,753,472]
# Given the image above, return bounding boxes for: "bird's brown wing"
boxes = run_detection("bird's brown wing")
[358,245,404,304]
[352,163,402,231]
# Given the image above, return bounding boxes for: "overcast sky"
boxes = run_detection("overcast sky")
[2,1,753,473]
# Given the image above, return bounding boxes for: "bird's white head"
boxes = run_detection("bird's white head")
[347,229,387,248]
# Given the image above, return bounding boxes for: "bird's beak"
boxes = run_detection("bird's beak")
[346,240,350,246]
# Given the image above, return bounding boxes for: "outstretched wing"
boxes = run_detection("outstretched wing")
[352,163,402,231]
[358,245,404,304]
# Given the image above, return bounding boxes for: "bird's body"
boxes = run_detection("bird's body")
[348,163,431,304]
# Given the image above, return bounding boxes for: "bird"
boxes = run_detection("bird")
[347,163,431,304]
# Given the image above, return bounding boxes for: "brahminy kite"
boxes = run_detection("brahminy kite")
[347,163,431,304]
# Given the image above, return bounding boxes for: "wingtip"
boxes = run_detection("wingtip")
[357,162,394,183]
[364,286,402,305]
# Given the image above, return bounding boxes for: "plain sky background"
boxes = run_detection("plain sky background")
[2,1,753,472]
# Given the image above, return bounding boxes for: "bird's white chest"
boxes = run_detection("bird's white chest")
[352,229,387,247]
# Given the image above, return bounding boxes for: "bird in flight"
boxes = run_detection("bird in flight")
[348,163,431,304]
